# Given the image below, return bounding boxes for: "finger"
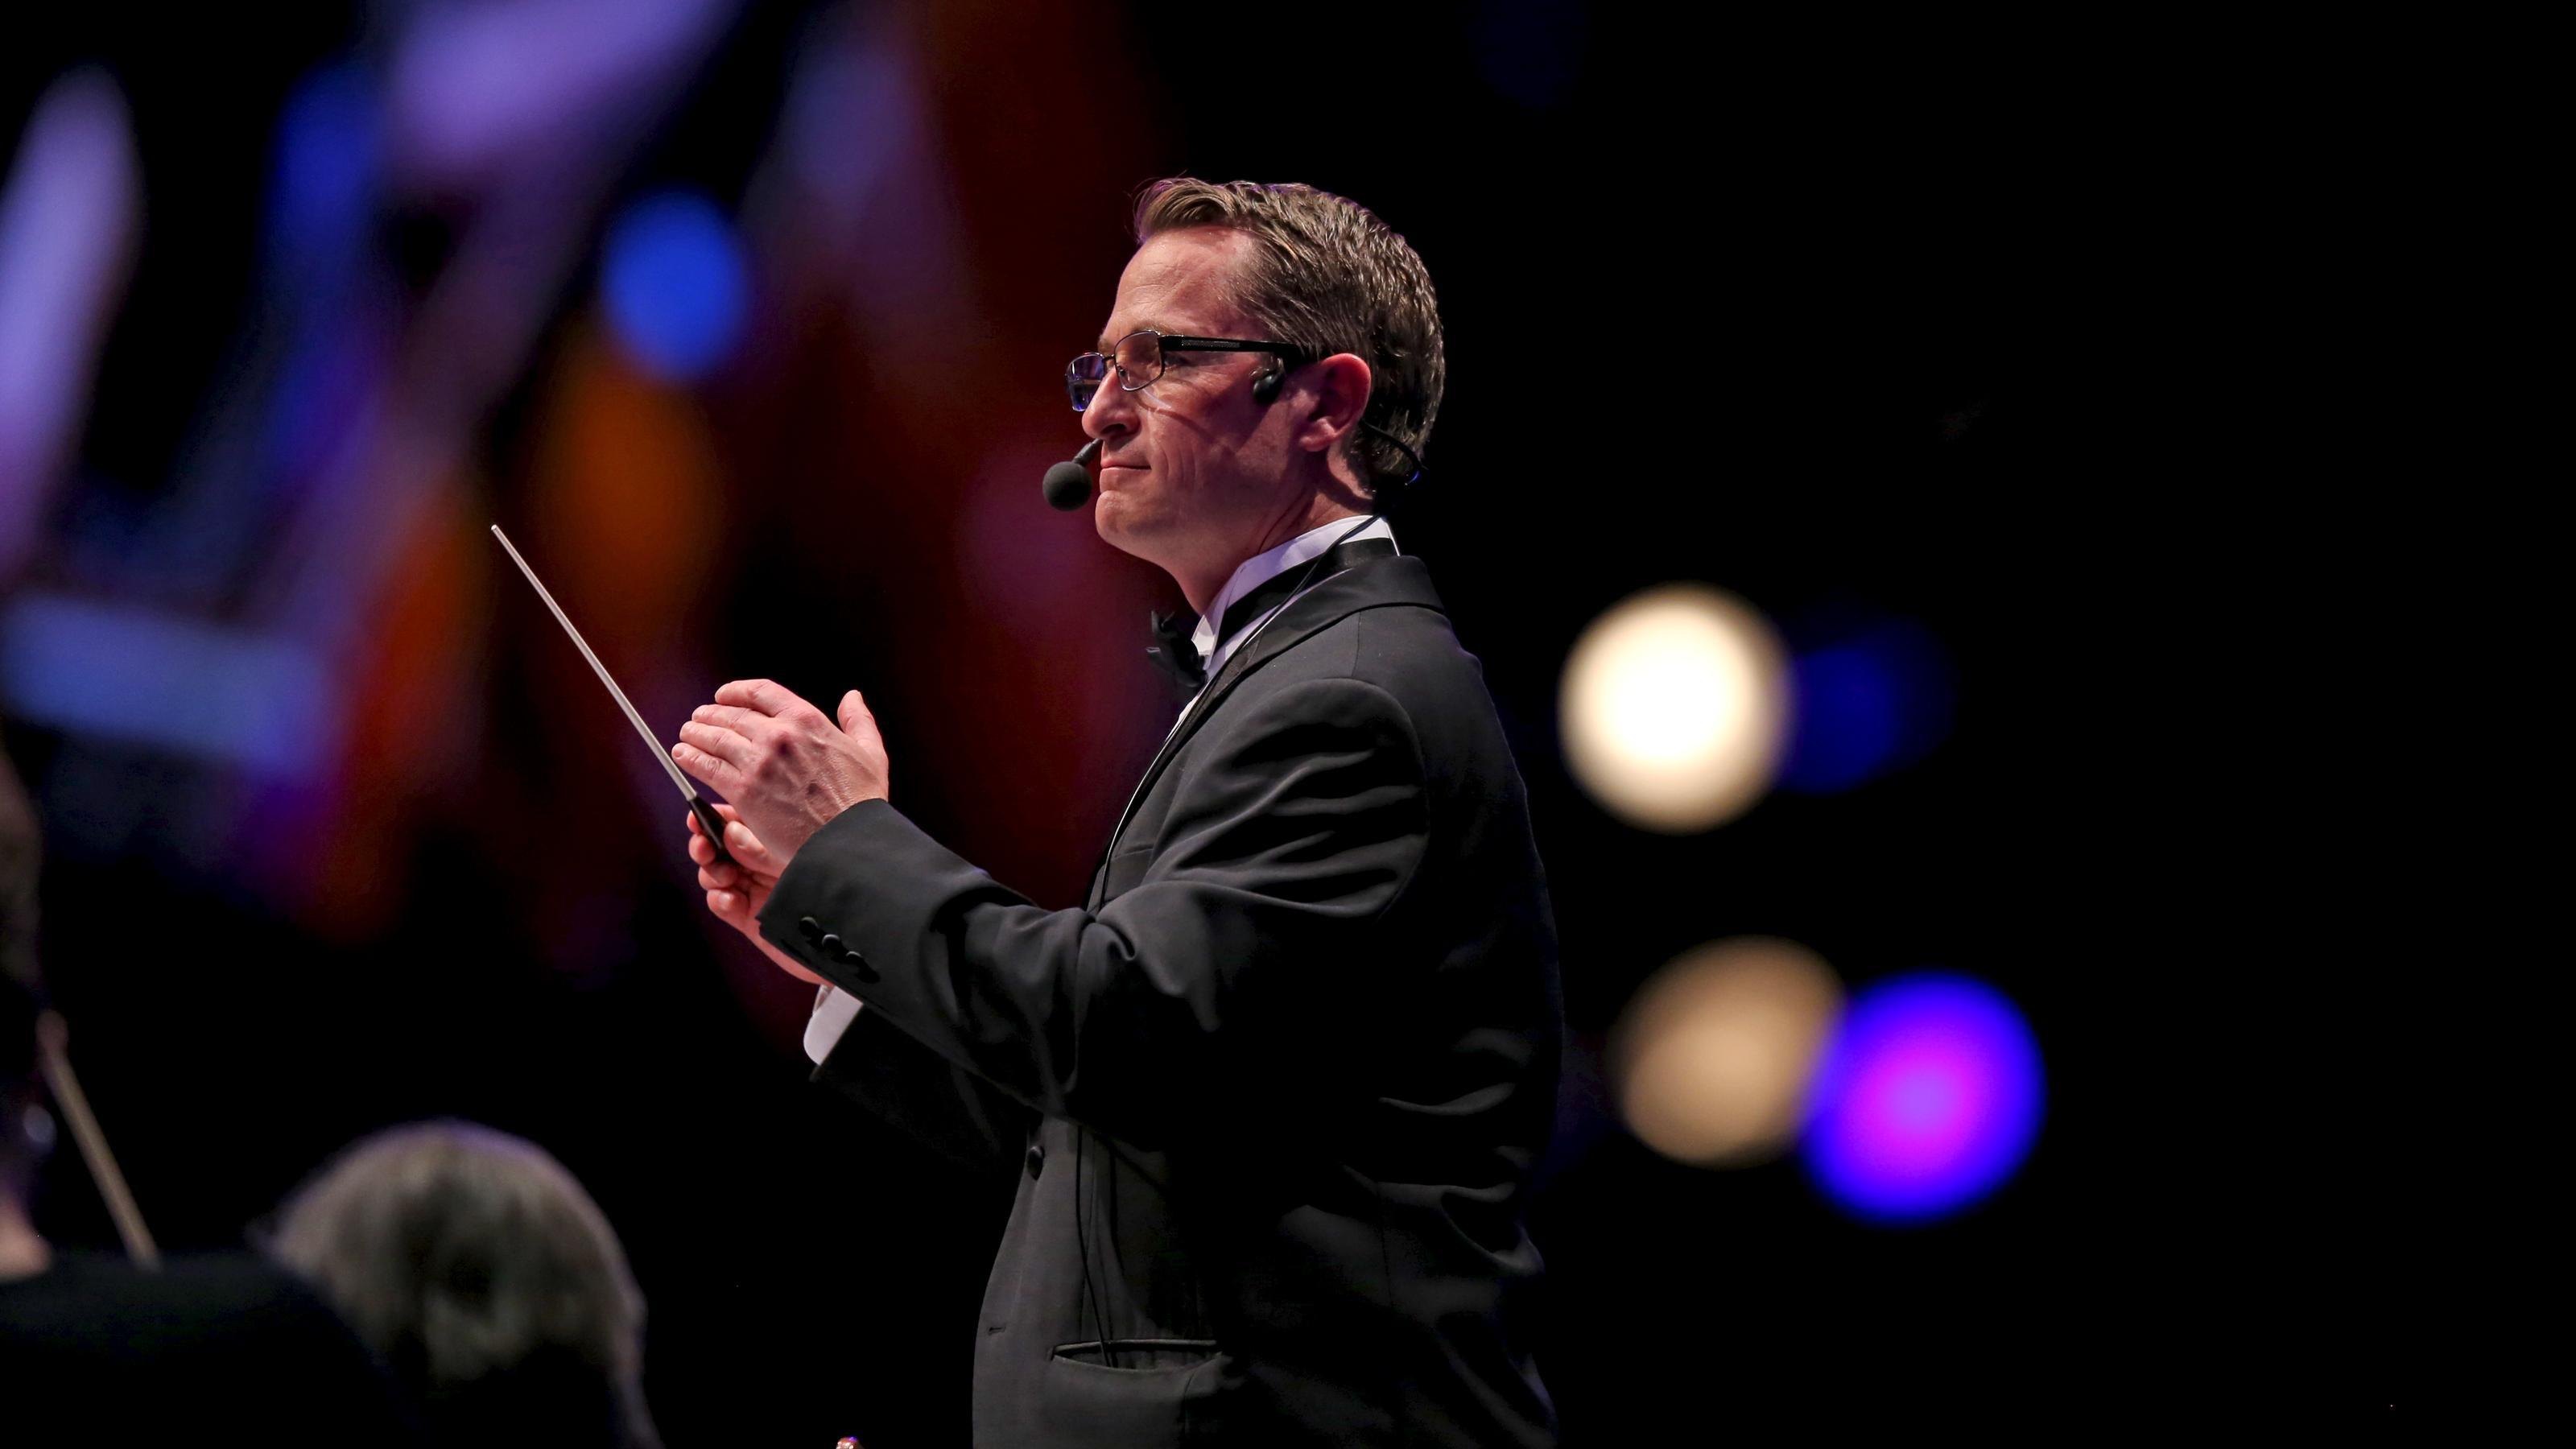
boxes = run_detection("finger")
[723,819,781,873]
[712,802,742,822]
[716,678,806,718]
[691,841,749,889]
[691,834,739,881]
[671,741,739,790]
[677,720,758,768]
[691,703,773,737]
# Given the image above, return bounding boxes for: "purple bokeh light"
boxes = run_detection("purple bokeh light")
[1802,972,2042,1224]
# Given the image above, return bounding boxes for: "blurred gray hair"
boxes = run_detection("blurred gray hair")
[270,1121,658,1447]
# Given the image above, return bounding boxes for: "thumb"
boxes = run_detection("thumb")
[723,819,781,874]
[837,688,870,735]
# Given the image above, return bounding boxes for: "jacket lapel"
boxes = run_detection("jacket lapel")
[1100,553,1445,862]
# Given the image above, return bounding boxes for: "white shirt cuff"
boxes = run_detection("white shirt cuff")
[804,983,864,1065]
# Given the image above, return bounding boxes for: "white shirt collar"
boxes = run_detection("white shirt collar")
[1189,515,1397,683]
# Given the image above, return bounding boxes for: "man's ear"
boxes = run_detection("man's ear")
[1294,353,1374,458]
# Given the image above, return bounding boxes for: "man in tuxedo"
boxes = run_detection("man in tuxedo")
[676,178,1560,1447]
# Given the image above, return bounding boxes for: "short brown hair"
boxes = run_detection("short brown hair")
[1133,178,1443,494]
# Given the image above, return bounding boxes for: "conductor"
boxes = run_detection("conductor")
[675,178,1561,1447]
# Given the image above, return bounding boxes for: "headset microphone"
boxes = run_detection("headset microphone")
[1042,438,1104,510]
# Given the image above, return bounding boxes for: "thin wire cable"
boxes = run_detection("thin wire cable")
[1076,1129,1118,1366]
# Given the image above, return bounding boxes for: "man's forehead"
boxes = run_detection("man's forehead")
[1098,229,1253,347]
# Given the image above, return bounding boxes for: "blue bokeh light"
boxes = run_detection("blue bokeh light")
[1801,972,2042,1224]
[0,595,332,778]
[599,189,749,383]
[266,61,381,275]
[1779,617,1954,793]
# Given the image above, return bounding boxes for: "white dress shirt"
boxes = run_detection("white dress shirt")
[802,514,1397,1064]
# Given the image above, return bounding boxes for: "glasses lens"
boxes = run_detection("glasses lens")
[1112,332,1164,392]
[1066,354,1108,411]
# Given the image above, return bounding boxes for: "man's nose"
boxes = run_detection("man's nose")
[1079,375,1136,443]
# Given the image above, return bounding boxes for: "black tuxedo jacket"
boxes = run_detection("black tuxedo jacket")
[761,550,1561,1447]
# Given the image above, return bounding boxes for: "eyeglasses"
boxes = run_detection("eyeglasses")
[1065,329,1312,411]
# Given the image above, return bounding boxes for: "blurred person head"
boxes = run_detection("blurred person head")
[1077,179,1444,606]
[269,1121,658,1448]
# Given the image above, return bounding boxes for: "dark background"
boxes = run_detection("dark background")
[2,2,2339,1440]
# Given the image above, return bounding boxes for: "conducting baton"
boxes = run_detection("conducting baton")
[489,526,733,865]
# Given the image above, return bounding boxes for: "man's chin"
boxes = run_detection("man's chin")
[1092,494,1162,555]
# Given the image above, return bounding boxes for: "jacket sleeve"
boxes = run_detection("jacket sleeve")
[758,675,1430,1148]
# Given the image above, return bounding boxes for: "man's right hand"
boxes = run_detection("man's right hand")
[688,804,826,986]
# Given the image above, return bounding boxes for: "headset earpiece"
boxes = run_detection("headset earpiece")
[1251,365,1285,405]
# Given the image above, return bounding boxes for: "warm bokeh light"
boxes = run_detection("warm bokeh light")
[1611,937,1844,1166]
[1560,584,1789,832]
[1802,972,2044,1224]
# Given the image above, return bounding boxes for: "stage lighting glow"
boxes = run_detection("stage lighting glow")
[0,594,332,777]
[1780,617,1954,794]
[0,68,138,577]
[266,63,380,271]
[599,189,748,383]
[1612,938,1843,1166]
[1802,973,2043,1224]
[1560,585,1788,832]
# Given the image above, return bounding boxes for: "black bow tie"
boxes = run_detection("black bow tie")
[1145,538,1396,696]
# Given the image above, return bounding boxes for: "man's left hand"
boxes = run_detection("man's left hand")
[672,679,890,864]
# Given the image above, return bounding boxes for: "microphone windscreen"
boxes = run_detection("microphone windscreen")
[1042,460,1092,510]
[1041,438,1103,511]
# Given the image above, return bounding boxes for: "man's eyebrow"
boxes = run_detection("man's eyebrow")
[1095,320,1168,352]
